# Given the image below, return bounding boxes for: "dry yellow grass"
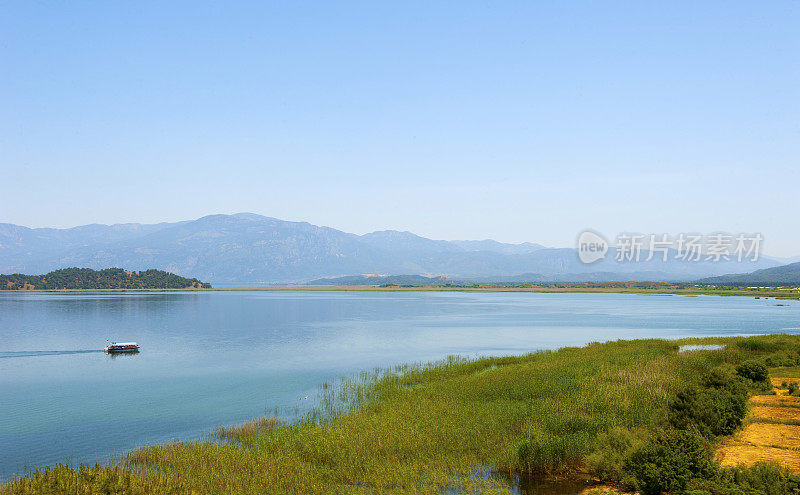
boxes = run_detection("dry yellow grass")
[771,376,800,388]
[734,423,800,449]
[718,376,800,473]
[751,395,800,407]
[580,486,631,495]
[752,405,800,421]
[719,442,800,472]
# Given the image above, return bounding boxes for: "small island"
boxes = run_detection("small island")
[0,267,211,290]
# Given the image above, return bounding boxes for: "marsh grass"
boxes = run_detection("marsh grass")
[4,335,800,494]
[215,417,281,444]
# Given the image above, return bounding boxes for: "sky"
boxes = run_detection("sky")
[2,2,799,256]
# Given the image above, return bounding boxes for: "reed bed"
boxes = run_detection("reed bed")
[4,335,800,494]
[215,417,281,444]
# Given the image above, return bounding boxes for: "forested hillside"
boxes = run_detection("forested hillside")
[696,262,800,287]
[0,268,211,290]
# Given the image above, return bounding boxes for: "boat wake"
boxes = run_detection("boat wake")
[0,350,104,359]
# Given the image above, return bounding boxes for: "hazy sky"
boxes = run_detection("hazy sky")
[2,2,798,255]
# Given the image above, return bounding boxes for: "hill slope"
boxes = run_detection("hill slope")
[0,268,211,290]
[696,262,800,287]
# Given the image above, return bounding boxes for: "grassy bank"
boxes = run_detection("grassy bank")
[4,335,800,494]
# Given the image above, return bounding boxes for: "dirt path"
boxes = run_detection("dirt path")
[717,377,800,473]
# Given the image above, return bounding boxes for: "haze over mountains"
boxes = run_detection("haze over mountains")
[0,213,790,285]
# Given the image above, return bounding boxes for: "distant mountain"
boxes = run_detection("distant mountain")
[0,214,392,283]
[0,213,789,284]
[450,239,545,255]
[308,272,685,286]
[311,270,750,287]
[696,262,800,287]
[360,231,460,254]
[0,267,210,290]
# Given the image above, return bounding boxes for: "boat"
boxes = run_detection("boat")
[105,341,140,353]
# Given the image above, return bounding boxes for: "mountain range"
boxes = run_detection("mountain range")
[0,213,791,285]
[696,262,800,287]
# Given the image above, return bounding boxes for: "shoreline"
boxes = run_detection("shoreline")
[1,285,798,299]
[4,335,800,493]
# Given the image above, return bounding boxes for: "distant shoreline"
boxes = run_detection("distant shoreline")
[2,285,799,299]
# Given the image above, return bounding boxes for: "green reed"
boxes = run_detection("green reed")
[4,334,799,494]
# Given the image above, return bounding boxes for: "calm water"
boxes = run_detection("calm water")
[1,291,798,481]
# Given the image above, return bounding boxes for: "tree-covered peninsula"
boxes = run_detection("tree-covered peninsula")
[0,267,211,290]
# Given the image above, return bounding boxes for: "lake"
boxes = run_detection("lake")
[1,290,798,481]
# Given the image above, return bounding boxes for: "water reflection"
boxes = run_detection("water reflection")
[106,351,140,360]
[502,473,590,495]
[678,344,726,352]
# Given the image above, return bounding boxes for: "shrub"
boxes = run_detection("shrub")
[669,387,748,438]
[736,360,770,383]
[686,462,800,495]
[764,351,800,368]
[701,364,739,389]
[788,382,799,396]
[585,427,642,485]
[623,428,715,495]
[669,369,749,438]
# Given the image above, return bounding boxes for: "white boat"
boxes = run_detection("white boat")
[105,342,140,353]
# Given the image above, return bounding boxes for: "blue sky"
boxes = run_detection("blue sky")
[2,2,798,255]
